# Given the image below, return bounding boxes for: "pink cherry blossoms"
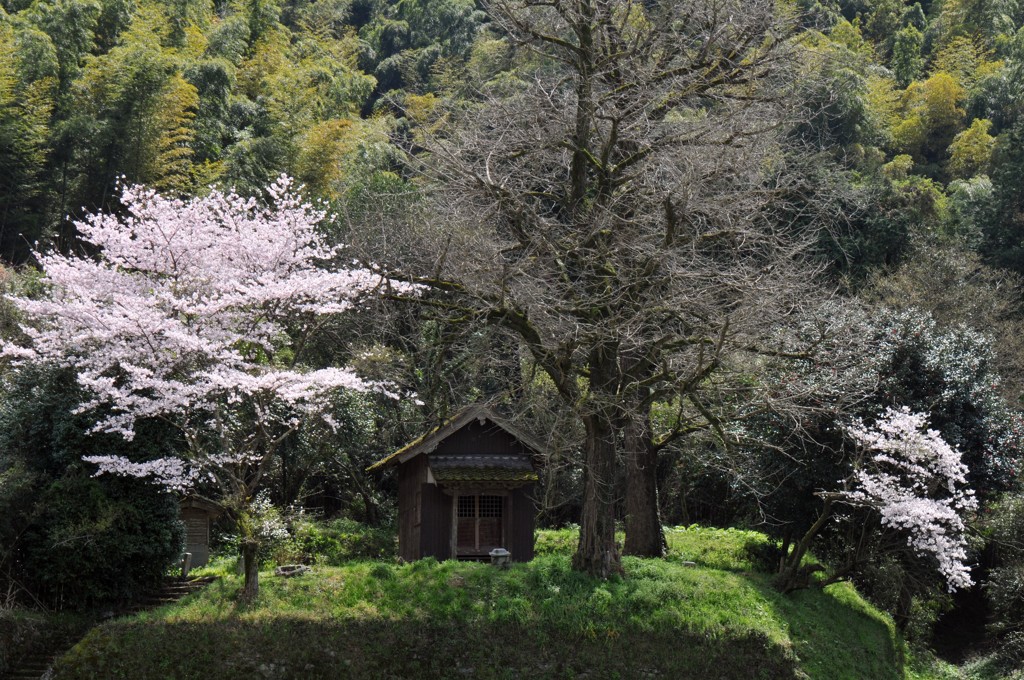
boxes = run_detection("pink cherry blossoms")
[844,407,978,590]
[80,455,201,492]
[2,176,415,495]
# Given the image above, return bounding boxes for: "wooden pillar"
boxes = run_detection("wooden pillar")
[450,491,458,559]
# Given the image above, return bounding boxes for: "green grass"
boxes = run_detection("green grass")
[52,527,904,680]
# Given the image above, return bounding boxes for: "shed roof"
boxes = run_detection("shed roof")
[429,454,539,483]
[366,405,543,471]
[179,495,224,516]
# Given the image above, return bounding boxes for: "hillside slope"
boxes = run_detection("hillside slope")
[51,528,902,679]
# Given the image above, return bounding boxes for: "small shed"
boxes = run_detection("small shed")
[179,495,223,567]
[368,406,541,562]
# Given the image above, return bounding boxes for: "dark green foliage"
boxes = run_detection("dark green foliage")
[902,3,926,31]
[946,175,992,245]
[795,0,840,31]
[245,0,283,46]
[793,59,872,151]
[183,59,234,164]
[982,119,1024,273]
[23,0,100,92]
[0,366,185,609]
[892,25,924,87]
[968,66,1024,135]
[92,0,135,51]
[204,15,250,61]
[864,0,908,55]
[0,22,57,262]
[826,173,945,282]
[983,494,1024,671]
[359,0,483,98]
[254,391,407,521]
[222,135,290,195]
[15,475,184,609]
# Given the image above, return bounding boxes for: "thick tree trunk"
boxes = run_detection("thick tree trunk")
[241,539,259,600]
[572,344,622,578]
[624,409,665,557]
[573,412,622,577]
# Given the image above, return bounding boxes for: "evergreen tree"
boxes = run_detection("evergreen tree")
[891,25,923,88]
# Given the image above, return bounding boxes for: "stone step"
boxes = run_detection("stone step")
[5,578,217,679]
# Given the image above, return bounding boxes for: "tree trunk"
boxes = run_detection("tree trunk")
[776,498,833,593]
[573,412,622,577]
[241,538,259,600]
[572,344,622,578]
[624,408,665,557]
[361,486,379,525]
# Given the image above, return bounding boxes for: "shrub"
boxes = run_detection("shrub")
[533,527,578,557]
[232,515,398,566]
[0,364,187,610]
[306,518,397,563]
[10,475,183,609]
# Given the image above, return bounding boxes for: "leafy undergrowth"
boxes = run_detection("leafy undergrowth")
[52,527,902,679]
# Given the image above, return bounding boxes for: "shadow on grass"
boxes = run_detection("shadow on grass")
[54,616,799,680]
[754,579,903,680]
[54,553,904,680]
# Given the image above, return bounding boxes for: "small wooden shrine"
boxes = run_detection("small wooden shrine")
[368,406,541,562]
[179,495,223,567]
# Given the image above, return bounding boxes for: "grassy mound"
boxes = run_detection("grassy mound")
[52,527,902,679]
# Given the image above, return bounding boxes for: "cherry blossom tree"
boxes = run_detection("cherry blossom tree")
[777,407,978,593]
[844,408,977,590]
[2,176,414,597]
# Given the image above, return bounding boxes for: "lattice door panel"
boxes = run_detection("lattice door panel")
[455,494,504,551]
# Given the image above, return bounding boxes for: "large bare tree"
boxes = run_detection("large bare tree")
[400,0,830,575]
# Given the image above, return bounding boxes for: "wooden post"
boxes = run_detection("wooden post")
[450,492,458,560]
[241,539,259,600]
[181,552,192,579]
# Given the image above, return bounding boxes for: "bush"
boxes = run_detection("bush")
[236,516,397,566]
[0,364,187,610]
[296,518,397,564]
[12,475,184,609]
[533,527,577,557]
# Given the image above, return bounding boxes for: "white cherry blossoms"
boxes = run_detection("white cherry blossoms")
[844,407,978,591]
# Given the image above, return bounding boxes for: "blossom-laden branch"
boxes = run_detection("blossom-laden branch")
[81,454,202,492]
[842,407,978,591]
